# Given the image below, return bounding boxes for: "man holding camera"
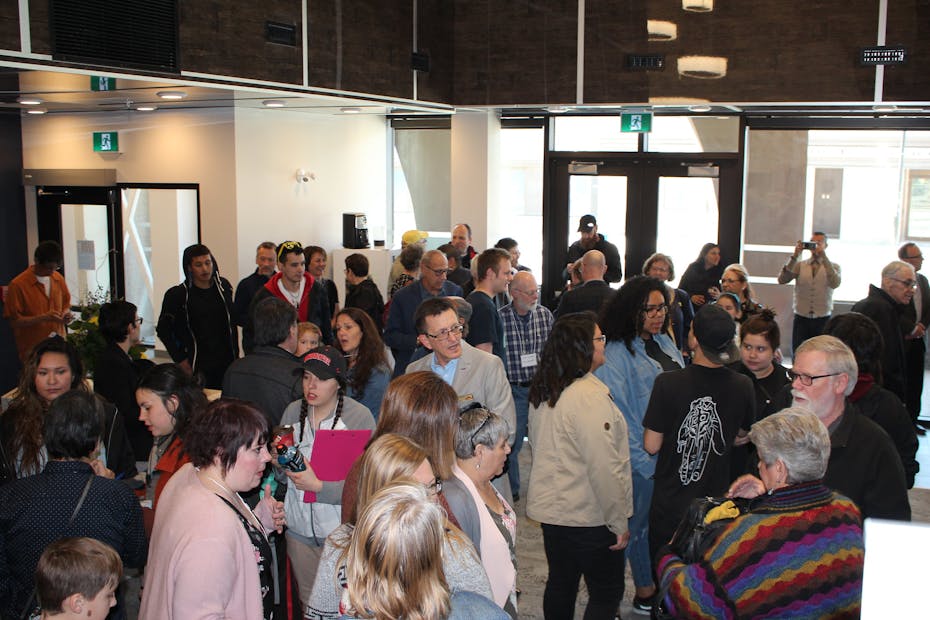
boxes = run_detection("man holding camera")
[778,232,841,352]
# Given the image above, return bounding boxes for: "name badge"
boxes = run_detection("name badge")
[520,353,538,368]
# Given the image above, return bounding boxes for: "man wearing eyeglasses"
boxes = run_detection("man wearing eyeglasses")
[730,335,910,522]
[850,260,916,403]
[898,243,930,431]
[407,297,516,453]
[384,250,463,377]
[4,240,73,361]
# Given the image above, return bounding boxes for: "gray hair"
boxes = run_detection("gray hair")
[882,260,914,280]
[453,408,510,459]
[749,407,830,484]
[794,335,858,396]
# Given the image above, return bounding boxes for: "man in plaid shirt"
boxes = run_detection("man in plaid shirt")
[499,270,554,500]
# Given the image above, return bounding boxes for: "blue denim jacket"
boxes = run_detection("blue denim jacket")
[594,334,684,477]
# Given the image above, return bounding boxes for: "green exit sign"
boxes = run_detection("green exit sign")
[93,131,119,152]
[91,76,116,91]
[621,111,652,133]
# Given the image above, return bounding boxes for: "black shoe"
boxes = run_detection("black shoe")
[632,595,653,616]
[512,492,520,502]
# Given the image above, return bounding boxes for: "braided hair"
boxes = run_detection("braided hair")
[297,386,346,441]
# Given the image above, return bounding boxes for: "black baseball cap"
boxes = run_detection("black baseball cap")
[297,345,346,381]
[693,304,739,364]
[578,214,597,232]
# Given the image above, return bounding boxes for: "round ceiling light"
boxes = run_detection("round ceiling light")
[647,20,678,42]
[340,107,362,114]
[262,99,286,108]
[678,56,728,79]
[136,105,158,111]
[157,91,187,100]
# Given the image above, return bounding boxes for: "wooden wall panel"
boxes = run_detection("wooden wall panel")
[416,0,454,104]
[180,0,303,84]
[27,0,49,54]
[308,0,413,99]
[452,0,577,106]
[583,0,648,104]
[884,0,930,101]
[0,1,20,51]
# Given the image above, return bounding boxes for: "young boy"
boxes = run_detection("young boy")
[34,537,123,619]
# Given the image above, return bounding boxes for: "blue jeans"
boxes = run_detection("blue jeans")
[628,471,655,588]
[506,384,529,495]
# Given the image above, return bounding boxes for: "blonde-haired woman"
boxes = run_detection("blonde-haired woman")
[307,434,491,619]
[340,482,506,620]
[720,263,763,323]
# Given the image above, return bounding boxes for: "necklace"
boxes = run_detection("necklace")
[199,469,265,533]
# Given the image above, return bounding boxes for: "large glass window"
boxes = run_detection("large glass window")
[646,116,740,153]
[552,116,639,152]
[391,127,451,247]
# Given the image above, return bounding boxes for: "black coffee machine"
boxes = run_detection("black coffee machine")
[342,213,369,249]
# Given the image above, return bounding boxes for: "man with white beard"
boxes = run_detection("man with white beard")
[729,335,910,521]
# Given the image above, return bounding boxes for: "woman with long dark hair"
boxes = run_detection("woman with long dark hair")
[594,277,684,614]
[679,243,724,308]
[527,312,633,619]
[0,336,136,481]
[333,308,391,420]
[643,253,694,354]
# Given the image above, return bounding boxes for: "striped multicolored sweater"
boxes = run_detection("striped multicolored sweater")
[657,481,864,619]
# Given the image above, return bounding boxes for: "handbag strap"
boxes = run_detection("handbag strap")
[20,472,95,620]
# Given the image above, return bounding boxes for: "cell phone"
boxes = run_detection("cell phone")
[801,241,817,250]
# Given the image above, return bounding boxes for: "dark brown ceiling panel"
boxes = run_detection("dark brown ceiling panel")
[583,0,649,104]
[28,0,51,54]
[883,0,930,101]
[0,2,20,52]
[416,0,454,104]
[180,0,302,84]
[453,0,577,106]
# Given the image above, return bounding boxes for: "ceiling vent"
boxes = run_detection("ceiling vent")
[51,0,179,72]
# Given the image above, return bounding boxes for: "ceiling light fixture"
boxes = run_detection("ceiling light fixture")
[647,20,678,42]
[872,103,898,112]
[26,108,47,115]
[682,0,713,12]
[156,91,187,100]
[262,99,286,108]
[678,56,728,79]
[340,107,362,114]
[688,104,713,113]
[136,106,158,111]
[18,97,42,105]
[648,97,712,105]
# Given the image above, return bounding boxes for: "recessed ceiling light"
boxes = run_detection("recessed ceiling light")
[157,91,187,100]
[340,107,362,114]
[682,0,713,11]
[647,20,678,42]
[18,97,42,105]
[263,99,286,108]
[678,56,728,79]
[688,104,713,113]
[26,108,47,115]
[136,106,158,111]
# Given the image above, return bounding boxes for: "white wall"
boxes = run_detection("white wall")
[451,110,501,250]
[233,108,388,281]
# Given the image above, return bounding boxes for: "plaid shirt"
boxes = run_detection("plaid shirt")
[499,302,554,383]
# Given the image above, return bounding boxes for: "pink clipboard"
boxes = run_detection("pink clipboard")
[303,429,371,503]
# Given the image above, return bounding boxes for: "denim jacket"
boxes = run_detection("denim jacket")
[594,334,684,477]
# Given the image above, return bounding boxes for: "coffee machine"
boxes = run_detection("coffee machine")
[342,213,369,249]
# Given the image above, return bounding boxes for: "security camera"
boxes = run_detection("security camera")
[296,169,313,183]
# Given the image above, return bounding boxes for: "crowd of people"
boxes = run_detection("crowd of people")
[0,220,923,619]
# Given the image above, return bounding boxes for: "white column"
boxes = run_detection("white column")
[450,110,501,251]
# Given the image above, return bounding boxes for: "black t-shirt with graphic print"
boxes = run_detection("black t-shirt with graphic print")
[643,363,755,550]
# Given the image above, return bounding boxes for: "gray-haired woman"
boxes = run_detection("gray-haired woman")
[657,408,865,618]
[443,407,517,618]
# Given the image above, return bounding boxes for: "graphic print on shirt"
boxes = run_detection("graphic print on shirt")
[676,396,725,485]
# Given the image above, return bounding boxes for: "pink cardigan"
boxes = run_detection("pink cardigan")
[139,463,272,619]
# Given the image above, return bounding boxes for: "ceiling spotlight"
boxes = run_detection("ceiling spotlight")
[678,56,728,79]
[157,91,187,100]
[136,106,158,111]
[340,107,362,114]
[26,108,47,115]
[263,99,286,108]
[688,104,713,113]
[18,97,42,105]
[647,20,678,42]
[682,0,713,11]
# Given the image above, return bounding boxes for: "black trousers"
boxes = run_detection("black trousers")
[905,339,926,422]
[791,314,830,353]
[541,523,625,620]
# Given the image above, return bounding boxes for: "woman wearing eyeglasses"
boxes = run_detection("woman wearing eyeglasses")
[527,312,633,620]
[594,276,684,615]
[445,407,517,617]
[721,263,764,323]
[308,433,492,619]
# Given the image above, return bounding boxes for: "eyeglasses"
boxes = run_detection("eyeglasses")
[427,476,443,496]
[786,369,841,386]
[133,317,144,326]
[511,287,539,297]
[721,278,742,284]
[643,303,668,317]
[890,277,917,289]
[592,334,607,343]
[276,240,303,262]
[425,323,464,341]
[424,265,450,277]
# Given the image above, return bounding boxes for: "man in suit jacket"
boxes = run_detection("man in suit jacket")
[555,249,617,318]
[899,243,930,430]
[406,297,516,446]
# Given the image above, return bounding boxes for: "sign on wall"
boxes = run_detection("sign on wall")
[93,131,119,152]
